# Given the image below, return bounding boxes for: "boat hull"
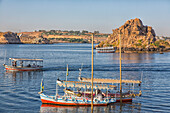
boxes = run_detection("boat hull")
[40,93,115,106]
[97,50,115,53]
[4,65,42,71]
[116,98,132,102]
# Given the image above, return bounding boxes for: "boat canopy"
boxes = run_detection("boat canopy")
[79,77,141,84]
[57,80,117,90]
[9,58,43,62]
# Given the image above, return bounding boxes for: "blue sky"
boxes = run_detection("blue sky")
[0,0,170,36]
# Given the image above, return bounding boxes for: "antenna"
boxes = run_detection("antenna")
[3,50,7,65]
[79,63,83,78]
[141,71,143,82]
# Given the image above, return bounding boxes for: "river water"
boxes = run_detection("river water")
[0,43,170,113]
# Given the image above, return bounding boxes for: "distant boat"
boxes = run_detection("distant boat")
[3,58,43,71]
[96,47,116,53]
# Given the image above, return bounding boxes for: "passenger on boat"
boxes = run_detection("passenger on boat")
[20,61,23,67]
[14,61,17,67]
[95,89,103,100]
[27,64,31,67]
[12,61,15,67]
[32,63,36,68]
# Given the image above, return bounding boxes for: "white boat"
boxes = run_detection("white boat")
[96,47,116,53]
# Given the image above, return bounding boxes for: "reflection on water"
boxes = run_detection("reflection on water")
[40,102,141,113]
[0,71,43,113]
[4,71,43,82]
[111,53,157,64]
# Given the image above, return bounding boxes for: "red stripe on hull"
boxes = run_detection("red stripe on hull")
[6,68,41,71]
[41,99,108,106]
[97,51,115,53]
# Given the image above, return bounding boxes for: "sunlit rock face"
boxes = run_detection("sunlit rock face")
[98,18,157,50]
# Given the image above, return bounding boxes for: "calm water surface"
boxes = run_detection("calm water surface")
[0,43,170,113]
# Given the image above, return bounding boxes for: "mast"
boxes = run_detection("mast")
[91,33,94,112]
[66,64,68,81]
[3,50,7,65]
[119,32,122,103]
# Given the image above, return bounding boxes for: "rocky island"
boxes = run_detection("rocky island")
[96,18,170,52]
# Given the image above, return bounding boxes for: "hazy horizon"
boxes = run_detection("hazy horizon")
[0,0,170,36]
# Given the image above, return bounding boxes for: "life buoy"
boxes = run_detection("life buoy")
[62,96,65,100]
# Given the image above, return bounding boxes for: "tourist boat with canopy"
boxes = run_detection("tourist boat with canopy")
[3,58,43,71]
[38,79,116,106]
[78,77,142,102]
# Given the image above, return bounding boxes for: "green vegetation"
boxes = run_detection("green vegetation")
[142,44,146,48]
[105,42,112,47]
[154,41,160,47]
[135,43,142,46]
[50,38,89,43]
[98,41,104,47]
[165,41,169,46]
[39,30,108,38]
[138,39,142,43]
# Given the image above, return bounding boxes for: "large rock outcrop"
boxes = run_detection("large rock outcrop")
[98,18,164,51]
[0,31,51,44]
[0,32,22,44]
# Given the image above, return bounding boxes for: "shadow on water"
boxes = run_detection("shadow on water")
[40,102,141,113]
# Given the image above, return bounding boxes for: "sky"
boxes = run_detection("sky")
[0,0,170,36]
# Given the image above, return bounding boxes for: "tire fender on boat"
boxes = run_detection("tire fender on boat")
[105,98,109,102]
[62,96,67,101]
[83,98,88,103]
[74,98,77,102]
[72,98,75,102]
[72,97,77,102]
[94,98,98,103]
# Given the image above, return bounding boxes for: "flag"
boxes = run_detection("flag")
[40,79,44,92]
[66,64,69,76]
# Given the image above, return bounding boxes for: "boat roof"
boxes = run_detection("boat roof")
[57,80,117,90]
[79,77,141,84]
[9,58,43,61]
